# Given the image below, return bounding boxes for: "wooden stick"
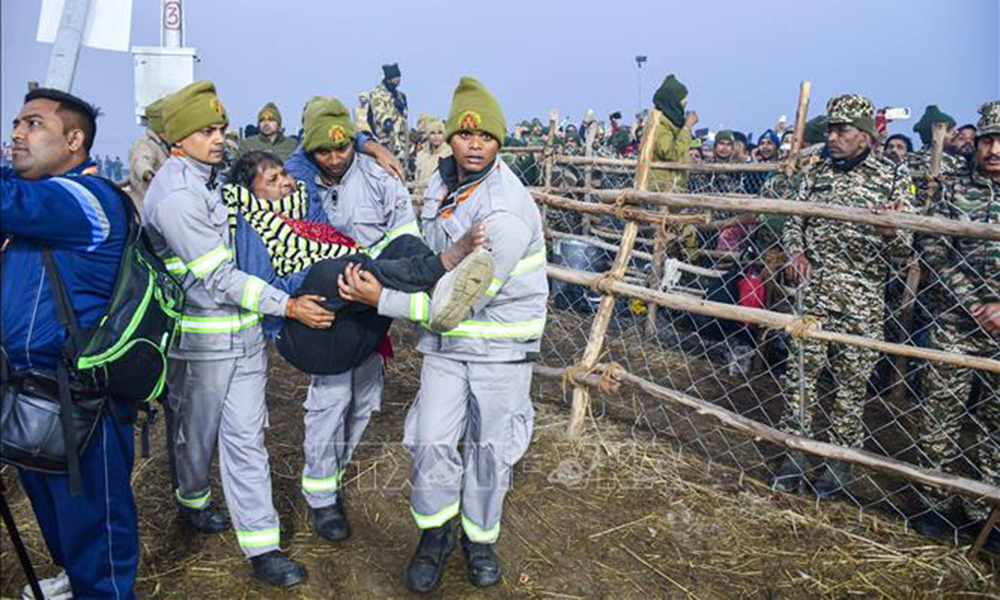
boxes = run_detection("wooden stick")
[533,364,1000,504]
[567,109,661,439]
[968,506,999,561]
[547,230,653,262]
[533,191,706,226]
[560,188,1000,242]
[547,264,1000,374]
[784,81,812,175]
[555,154,780,173]
[929,122,948,178]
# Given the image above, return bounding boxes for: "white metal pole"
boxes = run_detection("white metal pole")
[162,0,183,49]
[43,0,92,91]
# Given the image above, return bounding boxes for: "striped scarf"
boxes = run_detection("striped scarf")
[222,181,359,277]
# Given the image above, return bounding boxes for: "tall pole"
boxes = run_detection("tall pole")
[43,0,92,91]
[162,0,183,49]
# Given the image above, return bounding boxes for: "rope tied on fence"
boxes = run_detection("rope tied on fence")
[560,362,623,394]
[591,271,622,295]
[784,315,823,338]
[612,190,630,221]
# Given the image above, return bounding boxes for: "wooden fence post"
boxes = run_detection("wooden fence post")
[567,110,662,438]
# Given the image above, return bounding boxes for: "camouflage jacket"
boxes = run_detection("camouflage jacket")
[917,170,999,326]
[783,150,915,292]
[368,81,408,154]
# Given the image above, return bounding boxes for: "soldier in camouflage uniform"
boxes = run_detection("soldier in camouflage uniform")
[773,94,915,498]
[367,63,409,162]
[910,101,1000,549]
[908,105,969,208]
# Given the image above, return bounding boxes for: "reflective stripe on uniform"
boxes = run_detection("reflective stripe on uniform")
[175,488,211,510]
[165,257,188,276]
[461,514,500,544]
[410,292,430,322]
[187,245,234,278]
[240,276,267,313]
[485,248,546,296]
[301,467,345,494]
[411,500,460,529]
[428,317,546,338]
[366,220,422,258]
[236,527,281,549]
[179,312,260,333]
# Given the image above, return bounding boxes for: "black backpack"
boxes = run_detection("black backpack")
[44,182,185,405]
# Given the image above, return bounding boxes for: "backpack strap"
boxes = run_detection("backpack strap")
[41,248,85,495]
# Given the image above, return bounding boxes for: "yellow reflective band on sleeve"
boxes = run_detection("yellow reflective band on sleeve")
[179,312,261,333]
[428,317,546,338]
[509,248,546,277]
[175,489,211,510]
[165,257,188,276]
[411,500,460,529]
[236,527,281,549]
[240,276,267,313]
[410,292,430,322]
[485,249,547,296]
[366,220,422,258]
[301,468,345,494]
[461,514,500,544]
[485,277,504,297]
[187,245,234,278]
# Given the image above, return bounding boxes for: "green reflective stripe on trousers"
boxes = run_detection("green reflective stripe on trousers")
[411,500,460,529]
[241,276,266,313]
[165,257,188,276]
[366,220,422,258]
[461,514,500,544]
[428,317,546,338]
[187,245,233,278]
[410,292,430,322]
[302,470,340,493]
[176,488,211,510]
[236,527,281,549]
[179,312,260,333]
[485,249,547,296]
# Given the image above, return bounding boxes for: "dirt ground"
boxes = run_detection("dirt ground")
[2,334,998,599]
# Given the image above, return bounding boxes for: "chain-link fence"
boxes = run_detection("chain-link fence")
[517,131,999,553]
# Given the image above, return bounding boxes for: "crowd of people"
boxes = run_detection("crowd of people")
[1,61,997,600]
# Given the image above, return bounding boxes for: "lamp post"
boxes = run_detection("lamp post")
[635,55,647,112]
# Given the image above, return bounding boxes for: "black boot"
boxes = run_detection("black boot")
[313,496,350,542]
[461,533,501,587]
[406,518,457,594]
[770,453,806,494]
[178,502,229,534]
[911,510,953,541]
[251,550,307,587]
[814,461,852,500]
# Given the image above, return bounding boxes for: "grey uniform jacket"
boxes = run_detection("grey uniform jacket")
[314,153,418,252]
[142,155,290,360]
[379,160,548,362]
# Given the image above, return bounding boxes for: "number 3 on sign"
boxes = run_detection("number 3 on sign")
[164,1,181,29]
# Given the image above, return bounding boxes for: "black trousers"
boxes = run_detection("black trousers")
[277,235,445,375]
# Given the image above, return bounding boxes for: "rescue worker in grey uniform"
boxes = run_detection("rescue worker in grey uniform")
[292,98,420,541]
[143,80,333,587]
[340,77,548,593]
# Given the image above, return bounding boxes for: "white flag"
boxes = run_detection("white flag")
[36,0,134,53]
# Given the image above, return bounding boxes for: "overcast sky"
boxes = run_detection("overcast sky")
[2,0,998,158]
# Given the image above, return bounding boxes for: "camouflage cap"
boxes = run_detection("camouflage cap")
[976,101,1000,138]
[826,94,876,138]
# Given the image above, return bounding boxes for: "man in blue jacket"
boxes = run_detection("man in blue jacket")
[1,88,136,598]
